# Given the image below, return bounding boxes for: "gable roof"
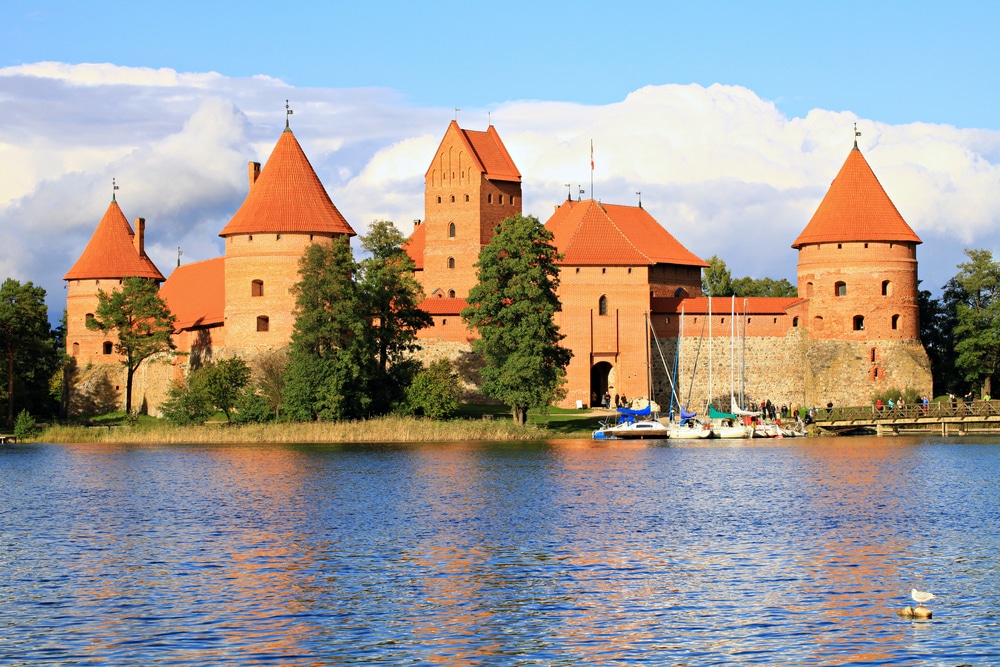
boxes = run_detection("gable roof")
[159,257,225,330]
[545,199,708,268]
[426,121,521,183]
[219,128,355,238]
[63,200,165,281]
[652,296,802,316]
[402,221,426,270]
[419,297,468,316]
[792,144,921,248]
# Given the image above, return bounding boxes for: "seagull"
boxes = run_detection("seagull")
[911,588,935,607]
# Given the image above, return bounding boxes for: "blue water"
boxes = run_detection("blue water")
[2,437,998,665]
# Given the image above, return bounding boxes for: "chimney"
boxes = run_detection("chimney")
[248,161,261,189]
[133,217,146,258]
[413,219,422,230]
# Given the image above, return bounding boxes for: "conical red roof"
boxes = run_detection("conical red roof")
[219,128,355,237]
[546,199,707,267]
[64,199,165,281]
[792,145,921,248]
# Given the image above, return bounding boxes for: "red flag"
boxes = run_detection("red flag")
[590,140,594,171]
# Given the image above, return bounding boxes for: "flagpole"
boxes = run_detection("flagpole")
[590,139,594,200]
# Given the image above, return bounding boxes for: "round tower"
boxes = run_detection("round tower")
[218,123,355,357]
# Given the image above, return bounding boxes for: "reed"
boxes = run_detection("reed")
[33,415,579,444]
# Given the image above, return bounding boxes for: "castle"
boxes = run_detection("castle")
[63,118,932,416]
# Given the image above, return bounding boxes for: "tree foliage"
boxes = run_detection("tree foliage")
[201,356,251,421]
[461,214,571,424]
[951,249,1000,395]
[402,359,461,419]
[0,278,61,427]
[88,276,177,414]
[918,279,960,395]
[283,227,430,422]
[702,256,797,297]
[160,375,213,425]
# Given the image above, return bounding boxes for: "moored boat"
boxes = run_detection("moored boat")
[593,404,670,440]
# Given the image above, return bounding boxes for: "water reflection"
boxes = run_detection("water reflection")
[1,437,998,664]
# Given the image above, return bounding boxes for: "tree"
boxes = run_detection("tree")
[461,214,571,424]
[201,356,251,421]
[0,279,60,427]
[357,220,432,410]
[283,237,374,421]
[160,375,213,425]
[701,256,797,298]
[702,255,733,297]
[403,359,461,419]
[88,276,177,414]
[951,249,1000,395]
[918,279,960,395]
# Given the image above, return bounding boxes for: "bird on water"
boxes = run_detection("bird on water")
[911,589,935,607]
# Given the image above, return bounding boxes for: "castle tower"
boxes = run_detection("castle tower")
[218,125,355,356]
[63,197,165,367]
[793,141,922,340]
[419,121,522,300]
[791,138,931,399]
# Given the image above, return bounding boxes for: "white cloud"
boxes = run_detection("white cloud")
[1,63,998,314]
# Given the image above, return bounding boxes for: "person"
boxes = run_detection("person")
[604,391,611,409]
[620,393,628,408]
[614,393,621,408]
[887,398,895,410]
[876,398,883,412]
[984,392,992,402]
[922,395,929,414]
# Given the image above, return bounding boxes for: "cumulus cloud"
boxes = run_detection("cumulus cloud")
[1,62,998,316]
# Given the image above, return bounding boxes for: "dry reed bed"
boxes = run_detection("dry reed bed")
[35,416,562,444]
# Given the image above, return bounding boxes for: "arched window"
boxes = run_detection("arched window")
[806,282,814,297]
[882,280,892,296]
[853,315,865,331]
[103,341,113,354]
[465,194,470,202]
[85,313,95,326]
[599,295,608,316]
[813,315,824,331]
[450,195,455,203]
[891,314,900,330]
[257,316,269,332]
[72,342,79,356]
[835,281,847,297]
[448,222,456,238]
[447,257,455,269]
[436,196,442,204]
[252,279,264,297]
[448,290,456,298]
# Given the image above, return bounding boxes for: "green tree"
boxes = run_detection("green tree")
[358,220,432,411]
[702,255,733,296]
[283,237,374,421]
[88,276,177,414]
[160,375,213,425]
[253,349,288,419]
[461,214,571,424]
[918,279,960,394]
[0,279,60,427]
[952,249,1000,395]
[729,276,798,297]
[201,356,251,421]
[403,359,461,419]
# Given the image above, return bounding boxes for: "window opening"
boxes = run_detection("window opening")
[599,295,608,316]
[252,280,264,297]
[257,316,269,332]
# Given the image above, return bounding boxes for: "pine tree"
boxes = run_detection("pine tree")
[462,214,571,424]
[0,279,60,427]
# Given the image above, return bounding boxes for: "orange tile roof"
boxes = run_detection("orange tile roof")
[403,221,426,270]
[64,199,165,281]
[419,297,468,315]
[545,199,708,268]
[219,129,355,237]
[653,296,802,315]
[426,121,521,183]
[792,145,922,248]
[159,257,225,330]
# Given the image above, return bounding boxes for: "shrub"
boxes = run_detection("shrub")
[402,359,461,420]
[13,409,36,441]
[232,388,274,424]
[160,377,213,425]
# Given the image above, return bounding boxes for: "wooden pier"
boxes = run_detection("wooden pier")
[812,400,1000,436]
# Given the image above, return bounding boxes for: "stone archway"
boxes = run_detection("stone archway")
[590,361,613,407]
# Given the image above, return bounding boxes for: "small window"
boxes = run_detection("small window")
[882,280,891,296]
[665,317,670,324]
[252,280,264,297]
[806,282,814,297]
[627,267,632,274]
[853,315,865,331]
[249,235,253,241]
[792,317,799,327]
[448,222,456,238]
[864,243,869,249]
[276,234,281,240]
[450,195,455,203]
[72,342,79,356]
[835,281,847,297]
[575,268,581,274]
[448,290,456,298]
[465,194,469,202]
[499,195,504,205]
[103,341,113,354]
[488,194,493,204]
[891,314,900,330]
[511,196,516,206]
[870,347,877,363]
[599,295,608,316]
[601,268,606,274]
[437,196,442,204]
[837,243,842,249]
[85,313,95,326]
[448,257,455,269]
[773,317,777,324]
[442,318,447,325]
[257,316,269,332]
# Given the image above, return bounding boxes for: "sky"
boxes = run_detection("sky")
[2,0,999,319]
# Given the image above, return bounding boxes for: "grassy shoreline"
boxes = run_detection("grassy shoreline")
[31,413,602,445]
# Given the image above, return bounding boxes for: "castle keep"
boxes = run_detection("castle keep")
[64,119,932,416]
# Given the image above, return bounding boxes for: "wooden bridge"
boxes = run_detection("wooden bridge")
[812,400,1000,436]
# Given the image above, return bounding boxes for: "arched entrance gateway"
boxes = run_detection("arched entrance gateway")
[590,361,613,407]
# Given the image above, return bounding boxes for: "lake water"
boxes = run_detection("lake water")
[2,436,998,665]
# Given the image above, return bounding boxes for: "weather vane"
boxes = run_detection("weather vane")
[286,99,294,129]
[565,183,571,201]
[177,246,183,268]
[112,177,119,202]
[854,122,861,148]
[454,108,461,121]
[636,191,642,208]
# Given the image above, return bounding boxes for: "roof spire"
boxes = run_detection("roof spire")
[112,177,119,202]
[285,99,294,130]
[853,122,861,150]
[565,183,571,201]
[636,190,643,209]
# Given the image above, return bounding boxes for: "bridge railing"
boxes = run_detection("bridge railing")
[815,400,1000,422]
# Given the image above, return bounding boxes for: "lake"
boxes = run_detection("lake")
[2,436,998,665]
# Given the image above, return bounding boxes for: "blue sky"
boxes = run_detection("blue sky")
[1,0,999,313]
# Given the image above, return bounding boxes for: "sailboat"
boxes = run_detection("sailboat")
[709,295,753,439]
